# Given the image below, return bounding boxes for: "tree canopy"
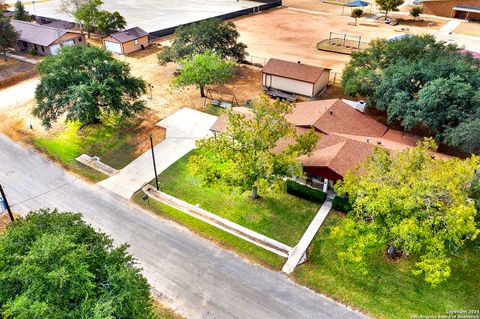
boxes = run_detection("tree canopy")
[332,139,480,286]
[173,50,235,97]
[341,35,480,153]
[375,0,404,18]
[409,6,423,20]
[189,95,318,198]
[34,45,146,128]
[0,14,18,61]
[351,9,363,26]
[96,10,126,36]
[158,18,247,64]
[13,1,32,22]
[0,209,156,318]
[73,0,125,37]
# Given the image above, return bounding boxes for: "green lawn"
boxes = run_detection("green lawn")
[293,211,480,319]
[133,192,284,269]
[156,151,320,247]
[33,118,149,182]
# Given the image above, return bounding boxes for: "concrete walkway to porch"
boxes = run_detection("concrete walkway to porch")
[282,192,334,274]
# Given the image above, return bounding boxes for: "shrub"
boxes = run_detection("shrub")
[332,196,353,213]
[286,180,327,203]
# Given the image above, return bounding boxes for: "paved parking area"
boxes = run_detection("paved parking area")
[99,108,218,199]
[24,0,264,33]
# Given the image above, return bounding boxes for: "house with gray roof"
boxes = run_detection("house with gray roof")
[102,27,149,55]
[11,20,85,56]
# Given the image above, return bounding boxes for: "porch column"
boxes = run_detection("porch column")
[323,178,329,193]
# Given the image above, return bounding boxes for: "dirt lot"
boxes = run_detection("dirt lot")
[233,7,432,72]
[0,58,37,88]
[282,0,377,15]
[453,21,480,37]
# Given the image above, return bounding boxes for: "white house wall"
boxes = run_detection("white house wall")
[269,75,314,97]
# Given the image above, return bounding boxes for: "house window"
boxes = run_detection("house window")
[41,46,45,52]
[134,39,139,45]
[78,37,82,42]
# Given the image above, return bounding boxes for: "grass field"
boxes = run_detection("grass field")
[33,117,164,181]
[293,211,480,319]
[154,151,320,247]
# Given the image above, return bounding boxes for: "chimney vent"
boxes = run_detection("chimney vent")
[367,138,370,144]
[377,140,382,145]
[297,61,301,64]
[329,110,333,115]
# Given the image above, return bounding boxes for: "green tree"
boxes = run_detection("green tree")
[73,0,102,38]
[0,209,156,318]
[0,14,18,61]
[332,139,480,286]
[376,0,404,18]
[173,50,235,97]
[96,10,126,36]
[189,95,318,198]
[351,8,363,26]
[59,0,89,15]
[34,45,146,128]
[158,18,247,64]
[409,6,423,20]
[341,35,480,153]
[13,0,31,22]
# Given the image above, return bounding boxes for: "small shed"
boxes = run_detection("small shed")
[103,27,149,55]
[261,58,331,98]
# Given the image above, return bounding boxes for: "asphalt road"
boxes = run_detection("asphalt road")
[0,134,367,319]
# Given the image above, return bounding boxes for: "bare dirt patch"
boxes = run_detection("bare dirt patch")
[233,7,431,73]
[452,21,480,37]
[0,58,37,88]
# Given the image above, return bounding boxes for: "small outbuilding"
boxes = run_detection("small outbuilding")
[11,20,85,56]
[103,27,149,55]
[261,58,331,99]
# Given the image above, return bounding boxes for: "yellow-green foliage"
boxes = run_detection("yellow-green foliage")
[333,138,479,285]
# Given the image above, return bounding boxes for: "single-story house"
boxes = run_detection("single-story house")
[421,0,480,19]
[11,20,85,56]
[103,27,149,55]
[210,99,444,191]
[261,58,331,99]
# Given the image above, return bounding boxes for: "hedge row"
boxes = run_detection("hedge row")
[332,196,353,213]
[285,180,327,203]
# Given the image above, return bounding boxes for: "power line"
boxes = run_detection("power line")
[10,177,80,208]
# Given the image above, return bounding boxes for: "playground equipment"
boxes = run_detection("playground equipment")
[204,89,238,108]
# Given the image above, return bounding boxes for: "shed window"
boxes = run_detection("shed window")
[134,39,139,45]
[41,46,45,52]
[78,37,83,42]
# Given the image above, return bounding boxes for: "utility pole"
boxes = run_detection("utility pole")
[0,185,15,222]
[150,133,159,190]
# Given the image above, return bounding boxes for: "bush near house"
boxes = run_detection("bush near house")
[285,180,327,203]
[331,196,352,213]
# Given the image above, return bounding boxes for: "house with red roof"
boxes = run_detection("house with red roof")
[210,99,431,191]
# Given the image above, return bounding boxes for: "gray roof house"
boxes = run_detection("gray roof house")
[11,20,85,56]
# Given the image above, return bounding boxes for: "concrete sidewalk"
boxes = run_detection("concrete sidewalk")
[6,52,38,64]
[99,108,218,199]
[282,198,333,274]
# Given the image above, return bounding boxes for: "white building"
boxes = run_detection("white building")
[261,58,330,99]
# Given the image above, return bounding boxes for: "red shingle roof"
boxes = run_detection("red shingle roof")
[208,98,433,178]
[262,58,328,84]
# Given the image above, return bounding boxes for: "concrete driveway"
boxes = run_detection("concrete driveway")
[99,108,218,199]
[0,134,366,319]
